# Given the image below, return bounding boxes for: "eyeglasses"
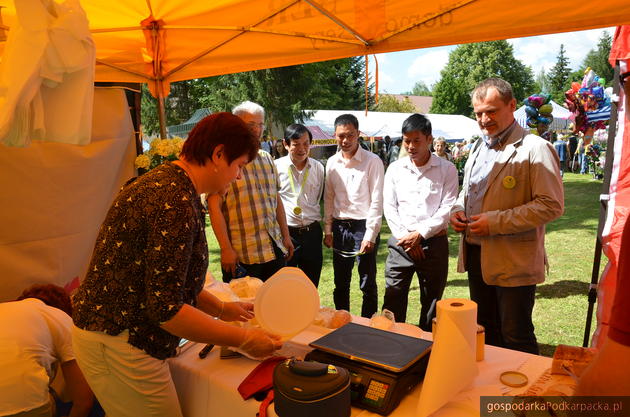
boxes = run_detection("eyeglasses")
[620,71,630,87]
[246,122,265,130]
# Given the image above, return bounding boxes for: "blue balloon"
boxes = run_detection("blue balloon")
[525,105,538,117]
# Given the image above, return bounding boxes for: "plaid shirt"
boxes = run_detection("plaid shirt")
[222,150,286,264]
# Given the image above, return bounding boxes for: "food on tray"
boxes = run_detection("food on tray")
[551,344,597,377]
[330,309,352,328]
[313,307,351,329]
[229,276,263,299]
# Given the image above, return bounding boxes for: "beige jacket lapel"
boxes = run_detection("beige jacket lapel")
[485,124,526,190]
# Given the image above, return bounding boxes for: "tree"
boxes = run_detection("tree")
[548,45,571,103]
[582,31,613,86]
[141,57,373,136]
[430,40,534,115]
[375,95,416,112]
[531,68,549,96]
[404,81,432,96]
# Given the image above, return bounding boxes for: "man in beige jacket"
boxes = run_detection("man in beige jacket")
[450,78,564,354]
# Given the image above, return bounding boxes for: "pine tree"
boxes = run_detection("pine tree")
[582,32,613,86]
[548,45,571,103]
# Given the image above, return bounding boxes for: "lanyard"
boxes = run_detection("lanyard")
[288,163,310,208]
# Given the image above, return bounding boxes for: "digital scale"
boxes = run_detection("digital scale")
[305,322,432,416]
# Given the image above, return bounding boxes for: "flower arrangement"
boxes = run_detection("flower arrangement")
[135,137,185,170]
[453,150,469,181]
[585,143,604,179]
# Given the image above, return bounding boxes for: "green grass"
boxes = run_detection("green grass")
[205,172,605,357]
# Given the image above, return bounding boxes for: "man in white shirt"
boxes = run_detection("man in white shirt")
[324,114,384,317]
[0,284,94,417]
[275,124,325,287]
[383,114,459,329]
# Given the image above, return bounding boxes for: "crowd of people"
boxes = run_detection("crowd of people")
[3,72,627,416]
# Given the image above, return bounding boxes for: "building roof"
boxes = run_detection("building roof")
[382,94,433,113]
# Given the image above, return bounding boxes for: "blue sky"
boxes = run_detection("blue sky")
[370,27,615,94]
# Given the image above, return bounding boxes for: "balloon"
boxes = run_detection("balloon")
[605,87,613,98]
[572,82,581,92]
[538,115,552,125]
[582,69,595,88]
[539,104,553,115]
[525,105,538,117]
[529,96,544,108]
[599,77,606,86]
[542,93,552,104]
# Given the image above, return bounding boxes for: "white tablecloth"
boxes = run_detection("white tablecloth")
[168,321,551,417]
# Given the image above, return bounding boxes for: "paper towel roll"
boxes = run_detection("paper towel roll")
[417,298,478,417]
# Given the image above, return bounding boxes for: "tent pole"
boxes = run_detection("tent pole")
[582,63,621,347]
[157,82,167,139]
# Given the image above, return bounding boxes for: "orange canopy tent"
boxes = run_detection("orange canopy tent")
[2,0,630,99]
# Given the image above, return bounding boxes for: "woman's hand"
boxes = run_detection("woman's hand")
[239,327,283,359]
[219,301,254,322]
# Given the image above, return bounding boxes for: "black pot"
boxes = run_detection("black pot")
[274,359,351,417]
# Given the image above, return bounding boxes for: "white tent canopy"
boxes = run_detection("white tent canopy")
[304,110,482,141]
[514,100,573,131]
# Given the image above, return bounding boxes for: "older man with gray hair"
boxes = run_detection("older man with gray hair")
[450,78,563,354]
[208,101,294,281]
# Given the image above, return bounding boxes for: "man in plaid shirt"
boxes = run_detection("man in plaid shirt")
[208,101,294,281]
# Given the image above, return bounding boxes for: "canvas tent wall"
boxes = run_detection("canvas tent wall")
[514,100,573,131]
[0,88,136,301]
[304,110,482,141]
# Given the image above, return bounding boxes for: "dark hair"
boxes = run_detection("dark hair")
[402,113,432,136]
[271,138,287,159]
[334,114,359,130]
[180,112,259,166]
[16,284,73,316]
[283,124,312,146]
[472,78,514,104]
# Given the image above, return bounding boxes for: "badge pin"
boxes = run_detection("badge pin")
[502,176,516,189]
[293,206,302,215]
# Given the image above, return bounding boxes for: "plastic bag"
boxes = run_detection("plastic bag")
[370,309,395,330]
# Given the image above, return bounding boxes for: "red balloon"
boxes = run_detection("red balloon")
[571,82,581,92]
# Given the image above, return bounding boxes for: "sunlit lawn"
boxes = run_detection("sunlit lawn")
[206,172,604,357]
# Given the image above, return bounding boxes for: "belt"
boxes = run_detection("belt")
[288,222,318,233]
[333,218,365,225]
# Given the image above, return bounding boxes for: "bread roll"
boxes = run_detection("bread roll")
[551,344,597,377]
[330,309,351,329]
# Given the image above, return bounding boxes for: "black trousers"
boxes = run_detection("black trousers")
[382,234,448,331]
[332,219,379,318]
[287,222,323,287]
[465,243,539,354]
[222,237,286,282]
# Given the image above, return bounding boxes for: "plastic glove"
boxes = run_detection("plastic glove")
[220,301,254,322]
[238,327,283,359]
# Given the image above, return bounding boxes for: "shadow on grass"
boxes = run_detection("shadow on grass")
[536,280,589,299]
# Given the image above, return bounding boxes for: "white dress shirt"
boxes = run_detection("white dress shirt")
[275,156,325,227]
[324,147,384,243]
[384,154,458,240]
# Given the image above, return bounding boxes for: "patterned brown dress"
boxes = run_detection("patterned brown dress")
[73,162,208,359]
